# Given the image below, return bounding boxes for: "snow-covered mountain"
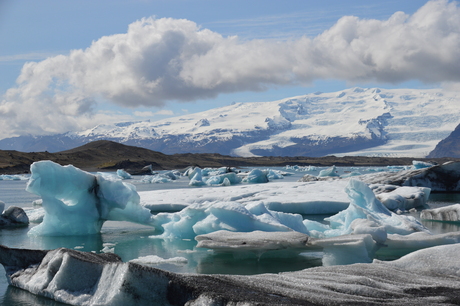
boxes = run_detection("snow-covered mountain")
[1,87,459,157]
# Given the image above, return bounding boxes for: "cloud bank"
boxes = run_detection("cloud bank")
[1,0,459,138]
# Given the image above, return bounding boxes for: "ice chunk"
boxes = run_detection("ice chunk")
[359,161,460,192]
[0,205,29,227]
[189,168,205,186]
[381,231,460,256]
[130,255,188,266]
[318,165,339,177]
[151,201,308,239]
[411,160,434,169]
[116,169,132,179]
[141,174,172,183]
[374,186,430,211]
[313,180,428,238]
[0,174,28,180]
[196,230,309,257]
[205,172,241,186]
[310,234,377,265]
[420,204,460,222]
[266,169,285,180]
[26,161,153,236]
[242,169,269,183]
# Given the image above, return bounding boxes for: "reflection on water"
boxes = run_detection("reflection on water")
[422,220,460,234]
[1,285,67,306]
[197,251,323,275]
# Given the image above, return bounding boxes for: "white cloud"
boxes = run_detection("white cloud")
[1,0,459,138]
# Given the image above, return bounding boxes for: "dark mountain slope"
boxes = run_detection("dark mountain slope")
[428,124,460,158]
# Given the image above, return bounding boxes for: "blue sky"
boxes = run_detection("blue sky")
[0,0,458,138]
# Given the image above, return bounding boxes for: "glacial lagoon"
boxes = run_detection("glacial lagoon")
[0,166,460,305]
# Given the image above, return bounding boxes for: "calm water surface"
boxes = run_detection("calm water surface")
[0,167,459,305]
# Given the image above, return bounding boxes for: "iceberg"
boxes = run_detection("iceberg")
[320,180,428,238]
[360,161,460,192]
[242,169,269,183]
[420,204,460,222]
[129,255,188,266]
[141,174,173,183]
[3,244,460,305]
[0,174,28,180]
[196,230,309,254]
[25,160,154,236]
[205,172,241,186]
[116,169,132,179]
[151,201,309,239]
[318,165,339,177]
[0,202,29,228]
[372,185,430,211]
[411,160,434,169]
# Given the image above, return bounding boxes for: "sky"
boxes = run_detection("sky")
[0,0,459,139]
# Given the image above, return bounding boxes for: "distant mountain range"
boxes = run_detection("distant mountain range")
[1,87,459,157]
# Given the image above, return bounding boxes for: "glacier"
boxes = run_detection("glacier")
[1,87,460,157]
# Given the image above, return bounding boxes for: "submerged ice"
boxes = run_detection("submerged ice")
[26,161,154,236]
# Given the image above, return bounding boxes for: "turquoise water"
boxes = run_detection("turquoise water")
[0,167,459,305]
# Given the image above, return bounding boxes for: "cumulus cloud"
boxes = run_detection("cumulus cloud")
[1,0,459,138]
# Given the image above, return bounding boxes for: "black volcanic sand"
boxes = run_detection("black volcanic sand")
[0,140,458,175]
